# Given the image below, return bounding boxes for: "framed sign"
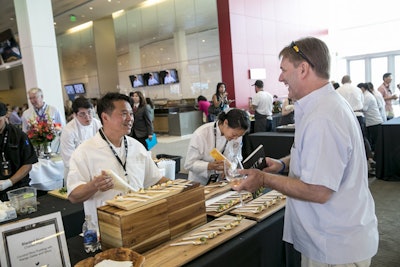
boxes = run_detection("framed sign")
[0,212,70,267]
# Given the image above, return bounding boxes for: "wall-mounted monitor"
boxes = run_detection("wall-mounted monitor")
[64,83,86,94]
[0,29,22,64]
[143,72,160,86]
[129,74,144,88]
[159,69,179,84]
[64,84,75,95]
[74,83,86,94]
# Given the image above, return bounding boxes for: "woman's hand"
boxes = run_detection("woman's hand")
[208,160,225,172]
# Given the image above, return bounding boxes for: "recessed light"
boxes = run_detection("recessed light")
[89,6,93,10]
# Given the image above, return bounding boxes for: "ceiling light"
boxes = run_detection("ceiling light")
[67,21,93,34]
[112,9,125,18]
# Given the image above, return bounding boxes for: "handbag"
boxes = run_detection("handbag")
[208,103,222,115]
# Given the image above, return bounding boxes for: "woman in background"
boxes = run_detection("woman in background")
[197,95,211,123]
[145,97,155,122]
[280,97,295,125]
[210,82,233,121]
[184,109,250,185]
[129,91,153,150]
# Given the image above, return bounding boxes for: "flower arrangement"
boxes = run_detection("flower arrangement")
[26,115,61,146]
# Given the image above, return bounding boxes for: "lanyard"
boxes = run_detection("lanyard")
[99,128,128,176]
[35,104,48,120]
[1,128,8,161]
[214,122,228,154]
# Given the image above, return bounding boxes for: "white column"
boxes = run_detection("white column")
[14,0,65,121]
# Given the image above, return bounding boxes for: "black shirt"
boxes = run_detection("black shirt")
[0,123,38,201]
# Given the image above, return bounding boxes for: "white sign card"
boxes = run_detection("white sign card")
[0,212,71,267]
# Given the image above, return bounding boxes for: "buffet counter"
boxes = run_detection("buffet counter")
[67,209,289,266]
[154,106,202,135]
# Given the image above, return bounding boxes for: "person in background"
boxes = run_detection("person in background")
[280,97,295,125]
[0,102,38,201]
[8,105,22,127]
[184,109,250,185]
[129,91,153,150]
[67,93,169,229]
[164,70,176,84]
[357,83,383,153]
[22,88,65,132]
[377,72,398,120]
[197,95,211,123]
[236,37,378,266]
[22,88,65,153]
[368,82,386,123]
[337,75,374,171]
[60,97,102,179]
[145,97,155,122]
[250,80,273,132]
[209,82,234,121]
[64,99,74,122]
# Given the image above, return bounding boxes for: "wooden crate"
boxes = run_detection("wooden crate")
[97,183,207,253]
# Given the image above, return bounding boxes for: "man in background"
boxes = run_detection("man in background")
[0,102,38,201]
[60,97,102,179]
[250,80,273,132]
[22,87,65,152]
[378,72,398,120]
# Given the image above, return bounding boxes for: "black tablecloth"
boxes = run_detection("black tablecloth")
[0,194,84,239]
[375,117,400,180]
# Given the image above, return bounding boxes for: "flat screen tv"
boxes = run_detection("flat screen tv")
[143,72,160,86]
[74,83,86,94]
[0,29,22,64]
[64,84,75,95]
[129,74,144,88]
[159,69,179,84]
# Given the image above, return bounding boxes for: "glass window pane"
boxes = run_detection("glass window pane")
[349,60,365,84]
[371,57,388,89]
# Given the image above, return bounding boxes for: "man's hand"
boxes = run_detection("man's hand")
[93,171,114,192]
[0,179,12,191]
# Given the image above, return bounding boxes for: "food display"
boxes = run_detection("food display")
[205,191,253,217]
[98,180,206,253]
[203,181,231,200]
[74,247,144,267]
[143,215,256,267]
[231,190,286,222]
[106,179,197,210]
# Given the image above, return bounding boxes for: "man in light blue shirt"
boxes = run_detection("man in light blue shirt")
[237,37,378,266]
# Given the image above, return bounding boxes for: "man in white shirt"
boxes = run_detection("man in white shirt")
[147,73,159,86]
[250,80,273,132]
[237,37,378,266]
[60,97,102,179]
[22,87,65,152]
[67,93,169,228]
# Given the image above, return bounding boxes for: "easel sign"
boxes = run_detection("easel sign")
[0,212,71,267]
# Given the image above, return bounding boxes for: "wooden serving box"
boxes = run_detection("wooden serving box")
[97,182,206,253]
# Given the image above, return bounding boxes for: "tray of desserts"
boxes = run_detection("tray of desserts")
[205,191,253,217]
[143,214,256,267]
[230,190,286,222]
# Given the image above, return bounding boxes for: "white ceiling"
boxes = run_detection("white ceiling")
[0,0,143,36]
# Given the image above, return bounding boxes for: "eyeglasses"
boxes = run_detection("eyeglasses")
[77,110,93,118]
[291,41,314,68]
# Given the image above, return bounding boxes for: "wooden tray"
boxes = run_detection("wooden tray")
[206,191,253,217]
[204,181,231,200]
[48,188,68,200]
[106,179,198,210]
[230,190,286,222]
[143,215,256,267]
